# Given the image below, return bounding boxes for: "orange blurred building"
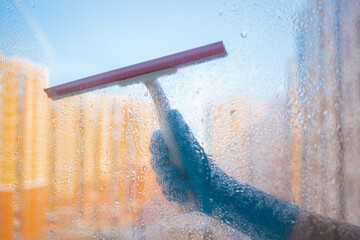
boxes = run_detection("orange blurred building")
[290,0,360,224]
[0,53,161,239]
[47,94,159,239]
[206,96,292,201]
[0,54,50,239]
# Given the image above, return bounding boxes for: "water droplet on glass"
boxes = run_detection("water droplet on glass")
[322,111,328,116]
[230,110,237,116]
[144,91,149,97]
[78,211,82,216]
[142,165,146,171]
[303,96,308,104]
[241,32,248,38]
[116,199,120,205]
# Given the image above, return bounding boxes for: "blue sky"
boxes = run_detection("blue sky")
[4,0,220,84]
[1,0,303,101]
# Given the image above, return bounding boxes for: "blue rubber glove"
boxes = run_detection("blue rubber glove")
[150,109,298,240]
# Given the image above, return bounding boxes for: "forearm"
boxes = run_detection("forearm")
[200,160,360,240]
[202,160,298,240]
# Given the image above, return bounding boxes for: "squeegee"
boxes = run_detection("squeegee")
[45,41,227,210]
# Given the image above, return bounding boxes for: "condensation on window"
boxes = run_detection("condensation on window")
[1,0,359,239]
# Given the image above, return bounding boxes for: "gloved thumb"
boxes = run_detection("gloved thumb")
[168,109,209,175]
[168,109,214,211]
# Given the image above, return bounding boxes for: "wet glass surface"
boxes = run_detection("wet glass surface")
[1,0,359,239]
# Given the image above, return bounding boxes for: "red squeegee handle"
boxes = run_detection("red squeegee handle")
[44,41,227,99]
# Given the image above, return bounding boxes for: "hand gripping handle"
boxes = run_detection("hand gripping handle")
[144,79,197,212]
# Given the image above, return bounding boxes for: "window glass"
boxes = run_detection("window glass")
[1,0,359,239]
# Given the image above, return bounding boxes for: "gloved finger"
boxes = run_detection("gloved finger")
[149,129,169,158]
[160,177,190,203]
[153,160,192,203]
[162,189,188,203]
[168,109,210,180]
[150,154,170,170]
[156,175,192,191]
[149,127,193,203]
[151,157,183,179]
[170,176,192,191]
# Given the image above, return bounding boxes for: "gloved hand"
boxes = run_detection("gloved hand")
[150,109,299,240]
